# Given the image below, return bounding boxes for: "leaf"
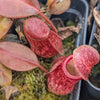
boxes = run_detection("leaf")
[22,0,40,9]
[0,42,47,72]
[94,33,100,45]
[0,16,13,39]
[0,0,57,33]
[58,25,80,34]
[47,0,71,15]
[87,0,98,26]
[51,18,64,29]
[15,25,28,44]
[93,7,100,27]
[57,24,80,39]
[0,64,12,87]
[0,86,20,100]
[0,0,39,18]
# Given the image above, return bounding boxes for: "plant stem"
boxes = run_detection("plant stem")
[39,11,57,33]
[38,65,48,73]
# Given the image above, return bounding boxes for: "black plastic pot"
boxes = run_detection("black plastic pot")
[39,0,88,46]
[50,0,89,100]
[79,21,100,100]
[67,0,89,100]
[79,1,100,100]
[39,0,88,100]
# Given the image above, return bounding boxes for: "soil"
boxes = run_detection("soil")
[89,61,100,88]
[89,40,100,88]
[0,17,77,100]
[89,74,100,88]
[0,2,78,99]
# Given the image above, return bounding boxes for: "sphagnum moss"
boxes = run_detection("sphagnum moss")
[11,37,74,100]
[12,68,69,100]
[0,20,75,100]
[0,34,75,100]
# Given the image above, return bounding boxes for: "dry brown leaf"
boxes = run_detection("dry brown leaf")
[97,26,100,36]
[58,25,80,33]
[51,18,64,28]
[15,19,27,44]
[15,26,27,44]
[93,7,100,27]
[0,64,12,87]
[0,86,20,100]
[46,0,71,15]
[0,16,13,39]
[88,9,93,26]
[88,0,98,26]
[94,33,100,45]
[57,24,80,39]
[90,0,98,7]
[40,3,51,19]
[58,30,73,39]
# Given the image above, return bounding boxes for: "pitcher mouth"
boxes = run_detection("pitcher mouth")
[62,55,82,80]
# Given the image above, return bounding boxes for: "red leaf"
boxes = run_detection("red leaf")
[22,0,40,9]
[73,45,99,81]
[0,0,39,18]
[0,0,57,32]
[0,42,47,72]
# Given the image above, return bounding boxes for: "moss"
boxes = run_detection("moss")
[0,92,5,100]
[11,67,69,100]
[9,34,75,100]
[89,39,100,88]
[63,32,77,56]
[91,39,100,77]
[66,20,76,26]
[0,38,73,100]
[0,20,76,100]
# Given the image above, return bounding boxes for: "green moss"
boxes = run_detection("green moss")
[66,20,76,26]
[10,33,75,100]
[11,67,69,100]
[89,39,100,88]
[0,20,76,100]
[0,92,5,100]
[91,39,100,77]
[63,32,77,56]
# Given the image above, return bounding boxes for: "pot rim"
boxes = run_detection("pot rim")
[88,80,100,91]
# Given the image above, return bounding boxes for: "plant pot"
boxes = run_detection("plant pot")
[67,0,89,100]
[32,0,89,99]
[0,0,88,99]
[48,0,89,99]
[79,1,100,100]
[79,22,100,100]
[50,0,89,98]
